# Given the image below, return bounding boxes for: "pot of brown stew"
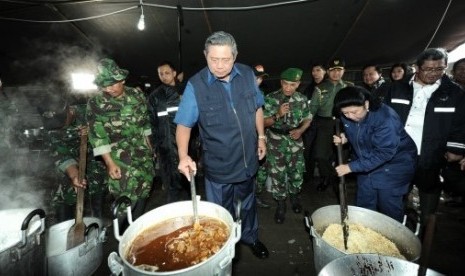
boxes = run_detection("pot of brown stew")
[108,199,241,276]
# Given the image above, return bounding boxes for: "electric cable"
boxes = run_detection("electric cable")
[0,0,316,23]
[423,0,452,50]
[0,5,138,22]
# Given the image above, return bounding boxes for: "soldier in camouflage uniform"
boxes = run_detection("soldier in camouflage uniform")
[87,58,154,220]
[47,103,107,222]
[263,68,311,224]
[309,58,353,192]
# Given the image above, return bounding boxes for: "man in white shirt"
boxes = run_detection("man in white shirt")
[384,48,465,236]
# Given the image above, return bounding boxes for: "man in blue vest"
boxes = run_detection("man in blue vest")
[174,31,269,259]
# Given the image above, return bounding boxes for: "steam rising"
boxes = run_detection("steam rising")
[0,174,47,210]
[0,97,52,211]
[0,40,105,213]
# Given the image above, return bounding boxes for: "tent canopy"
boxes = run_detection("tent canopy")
[1,0,465,85]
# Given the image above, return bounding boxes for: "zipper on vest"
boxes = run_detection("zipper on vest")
[232,107,248,168]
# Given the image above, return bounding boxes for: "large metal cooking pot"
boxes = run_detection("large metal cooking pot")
[108,200,241,276]
[307,205,421,274]
[0,208,46,275]
[46,217,106,276]
[318,253,444,276]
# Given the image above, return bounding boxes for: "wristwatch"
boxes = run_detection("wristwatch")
[258,135,267,142]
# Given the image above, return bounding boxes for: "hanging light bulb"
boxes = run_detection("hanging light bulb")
[137,14,145,31]
[137,0,145,31]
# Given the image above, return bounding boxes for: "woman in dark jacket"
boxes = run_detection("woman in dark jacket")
[333,86,417,221]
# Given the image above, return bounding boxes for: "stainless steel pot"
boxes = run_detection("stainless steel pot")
[307,205,421,274]
[108,200,241,276]
[46,217,106,276]
[318,253,444,276]
[0,208,46,275]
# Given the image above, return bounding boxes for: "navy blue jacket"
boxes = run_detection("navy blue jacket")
[343,104,417,189]
[147,83,182,153]
[190,64,260,183]
[384,75,465,169]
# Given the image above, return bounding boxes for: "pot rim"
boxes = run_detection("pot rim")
[116,200,239,274]
[319,253,445,276]
[310,205,421,260]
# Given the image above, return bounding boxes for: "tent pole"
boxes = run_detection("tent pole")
[177,5,184,72]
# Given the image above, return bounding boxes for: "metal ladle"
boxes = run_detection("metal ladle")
[190,171,199,227]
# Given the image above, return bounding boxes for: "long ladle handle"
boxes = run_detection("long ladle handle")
[335,118,349,250]
[190,171,199,226]
[76,126,88,225]
[417,214,436,276]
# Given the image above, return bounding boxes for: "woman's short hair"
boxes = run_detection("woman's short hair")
[333,86,381,116]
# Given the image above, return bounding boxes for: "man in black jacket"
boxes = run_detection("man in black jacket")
[384,48,465,233]
[147,61,189,203]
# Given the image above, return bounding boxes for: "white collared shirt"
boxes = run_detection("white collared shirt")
[405,76,441,153]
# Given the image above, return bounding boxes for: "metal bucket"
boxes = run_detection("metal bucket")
[108,200,241,276]
[46,217,106,276]
[0,208,46,276]
[318,253,444,276]
[308,205,421,273]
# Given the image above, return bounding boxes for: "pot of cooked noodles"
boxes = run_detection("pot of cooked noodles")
[318,253,444,276]
[307,205,421,274]
[108,200,241,276]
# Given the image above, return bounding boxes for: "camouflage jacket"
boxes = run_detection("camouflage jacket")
[309,79,353,118]
[264,89,311,131]
[47,104,106,205]
[86,86,154,200]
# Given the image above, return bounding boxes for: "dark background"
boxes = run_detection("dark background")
[1,0,465,86]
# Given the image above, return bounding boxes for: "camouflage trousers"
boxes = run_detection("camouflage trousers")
[267,132,305,200]
[256,159,268,194]
[108,158,154,203]
[107,144,155,203]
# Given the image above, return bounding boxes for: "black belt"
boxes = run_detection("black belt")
[269,127,295,135]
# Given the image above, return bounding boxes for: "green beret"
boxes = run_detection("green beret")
[280,68,303,82]
[94,58,129,87]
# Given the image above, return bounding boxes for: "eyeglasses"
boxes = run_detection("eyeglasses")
[419,67,446,74]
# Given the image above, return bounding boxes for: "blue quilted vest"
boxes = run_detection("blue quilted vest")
[190,64,259,183]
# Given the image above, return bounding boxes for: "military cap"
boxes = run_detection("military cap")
[280,68,303,82]
[253,64,269,78]
[327,58,345,70]
[94,58,129,87]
